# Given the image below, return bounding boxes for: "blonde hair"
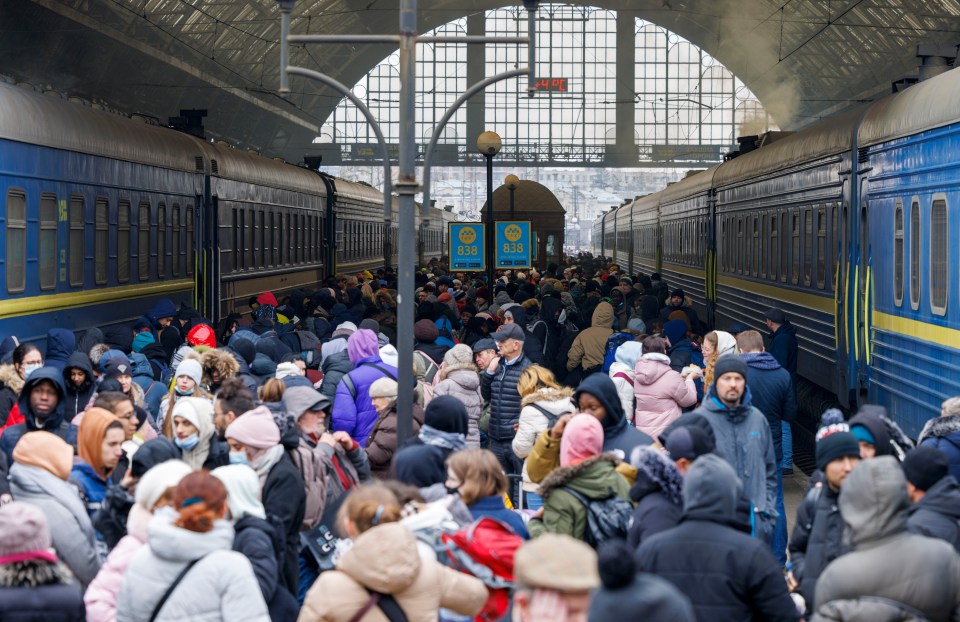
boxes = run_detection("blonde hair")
[703,331,720,389]
[517,365,560,398]
[446,448,507,506]
[942,397,960,418]
[337,484,402,536]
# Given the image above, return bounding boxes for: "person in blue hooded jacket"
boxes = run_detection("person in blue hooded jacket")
[0,366,77,465]
[332,328,398,446]
[44,328,76,373]
[573,373,653,461]
[690,355,779,546]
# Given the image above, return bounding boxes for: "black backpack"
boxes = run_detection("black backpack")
[561,486,634,548]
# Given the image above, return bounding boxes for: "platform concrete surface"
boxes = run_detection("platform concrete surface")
[783,469,811,537]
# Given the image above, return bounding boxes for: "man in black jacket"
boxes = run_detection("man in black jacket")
[481,323,532,501]
[787,412,860,612]
[635,453,798,622]
[904,446,960,552]
[738,329,797,566]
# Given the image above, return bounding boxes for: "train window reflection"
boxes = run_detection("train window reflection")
[157,203,166,279]
[70,196,86,287]
[95,198,108,285]
[138,202,150,281]
[39,194,57,291]
[6,189,26,294]
[816,207,826,289]
[910,199,920,310]
[118,200,130,283]
[931,198,947,315]
[894,201,904,306]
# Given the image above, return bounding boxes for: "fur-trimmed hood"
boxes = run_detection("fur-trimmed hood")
[0,363,24,395]
[537,453,623,500]
[438,360,478,381]
[919,414,960,444]
[0,560,72,587]
[521,386,574,408]
[200,348,240,385]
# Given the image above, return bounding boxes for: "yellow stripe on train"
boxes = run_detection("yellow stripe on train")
[0,279,195,320]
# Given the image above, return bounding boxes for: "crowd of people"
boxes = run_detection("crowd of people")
[1,255,959,621]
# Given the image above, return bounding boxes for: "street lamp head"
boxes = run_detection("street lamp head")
[476,131,502,156]
[276,0,296,12]
[504,174,520,190]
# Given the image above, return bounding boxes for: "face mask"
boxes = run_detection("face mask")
[229,451,248,465]
[175,387,195,397]
[175,433,200,451]
[22,364,42,378]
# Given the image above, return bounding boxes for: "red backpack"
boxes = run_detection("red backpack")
[419,517,524,622]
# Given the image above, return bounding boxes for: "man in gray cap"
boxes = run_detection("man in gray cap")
[691,354,779,546]
[512,533,599,622]
[481,323,532,499]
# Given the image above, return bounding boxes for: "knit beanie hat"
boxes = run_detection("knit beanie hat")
[369,377,398,399]
[815,409,861,471]
[903,446,949,492]
[443,344,474,369]
[132,332,155,353]
[175,359,203,387]
[712,354,748,383]
[560,414,604,467]
[0,502,57,565]
[101,356,133,380]
[212,464,267,520]
[275,362,301,379]
[134,460,192,511]
[414,319,439,342]
[12,431,74,481]
[359,318,380,334]
[226,405,280,449]
[851,424,876,446]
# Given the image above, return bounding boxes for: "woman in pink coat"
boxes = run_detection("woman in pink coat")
[83,460,191,621]
[633,336,699,440]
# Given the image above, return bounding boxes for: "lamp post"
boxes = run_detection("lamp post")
[504,174,520,219]
[477,131,502,288]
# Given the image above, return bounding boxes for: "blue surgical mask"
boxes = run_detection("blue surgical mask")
[22,363,42,378]
[175,433,200,451]
[229,451,248,465]
[175,387,195,397]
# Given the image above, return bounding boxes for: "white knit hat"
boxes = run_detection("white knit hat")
[443,344,474,368]
[175,359,203,387]
[275,362,302,379]
[135,460,192,510]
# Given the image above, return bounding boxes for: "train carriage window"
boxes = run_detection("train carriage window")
[255,210,264,268]
[778,211,787,282]
[70,196,86,287]
[95,199,108,285]
[751,215,759,277]
[118,200,130,283]
[185,205,194,276]
[39,194,58,291]
[816,207,826,289]
[6,189,26,294]
[893,199,905,307]
[157,203,166,279]
[172,205,180,277]
[138,202,150,281]
[910,199,920,310]
[233,209,241,271]
[760,214,767,279]
[931,198,948,315]
[831,204,839,291]
[804,208,813,287]
[790,211,799,285]
[720,217,727,272]
[736,216,743,274]
[274,212,281,266]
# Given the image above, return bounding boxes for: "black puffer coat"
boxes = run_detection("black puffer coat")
[263,452,306,597]
[62,352,95,424]
[480,353,533,441]
[788,483,846,609]
[906,474,960,552]
[635,454,798,622]
[0,569,84,621]
[233,514,300,621]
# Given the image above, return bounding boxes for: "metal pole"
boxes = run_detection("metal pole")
[509,186,515,219]
[278,1,292,95]
[395,0,417,445]
[526,2,537,97]
[285,67,394,272]
[485,153,494,289]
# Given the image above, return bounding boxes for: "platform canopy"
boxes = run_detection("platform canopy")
[2,0,957,162]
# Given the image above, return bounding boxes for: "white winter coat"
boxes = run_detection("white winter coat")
[512,387,575,491]
[117,507,269,622]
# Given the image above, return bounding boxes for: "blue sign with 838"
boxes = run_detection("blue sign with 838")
[495,221,531,269]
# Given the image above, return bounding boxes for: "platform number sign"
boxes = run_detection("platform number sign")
[495,221,532,269]
[449,223,486,271]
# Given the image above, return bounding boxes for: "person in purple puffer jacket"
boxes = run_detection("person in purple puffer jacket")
[331,328,398,447]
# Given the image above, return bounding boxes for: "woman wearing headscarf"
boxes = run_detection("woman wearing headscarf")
[85,460,192,622]
[70,407,125,519]
[365,378,424,479]
[527,414,631,539]
[212,465,300,621]
[226,406,306,597]
[702,330,738,389]
[609,340,643,421]
[8,431,101,587]
[170,397,227,470]
[633,336,699,441]
[392,396,468,488]
[117,471,268,621]
[157,358,211,438]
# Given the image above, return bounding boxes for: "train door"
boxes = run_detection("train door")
[835,198,852,407]
[628,208,635,272]
[857,199,871,389]
[705,191,717,330]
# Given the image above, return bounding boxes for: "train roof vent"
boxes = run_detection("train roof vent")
[194,156,204,172]
[210,159,219,175]
[858,148,869,164]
